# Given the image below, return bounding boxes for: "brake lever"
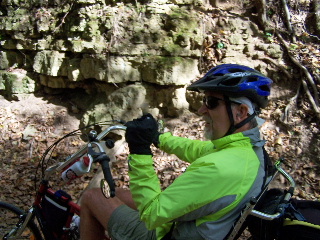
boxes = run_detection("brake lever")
[99,156,116,198]
[87,144,115,198]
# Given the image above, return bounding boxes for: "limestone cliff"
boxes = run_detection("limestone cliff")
[0,0,284,123]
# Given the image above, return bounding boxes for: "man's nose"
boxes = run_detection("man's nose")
[198,104,208,115]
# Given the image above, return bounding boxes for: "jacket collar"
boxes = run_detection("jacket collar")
[211,127,265,149]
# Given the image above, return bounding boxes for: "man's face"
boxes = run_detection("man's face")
[198,92,231,140]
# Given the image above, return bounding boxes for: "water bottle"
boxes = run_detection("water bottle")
[70,215,80,238]
[71,215,80,229]
[61,155,91,182]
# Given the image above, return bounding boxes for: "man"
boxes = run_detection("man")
[80,64,273,240]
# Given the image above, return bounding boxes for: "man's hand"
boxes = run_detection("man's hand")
[125,113,159,155]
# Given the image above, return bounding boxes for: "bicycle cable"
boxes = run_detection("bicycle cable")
[34,120,124,192]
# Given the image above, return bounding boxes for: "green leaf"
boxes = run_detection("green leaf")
[289,44,298,50]
[217,42,224,49]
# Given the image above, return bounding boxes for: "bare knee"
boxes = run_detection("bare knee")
[80,188,102,208]
[114,188,136,210]
[80,188,126,228]
[79,188,107,239]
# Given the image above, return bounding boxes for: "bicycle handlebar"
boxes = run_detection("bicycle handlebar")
[44,125,127,183]
[54,125,126,171]
[247,160,295,220]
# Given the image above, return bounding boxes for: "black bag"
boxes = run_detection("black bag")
[247,188,320,240]
[247,188,285,240]
[40,189,73,239]
[278,199,320,240]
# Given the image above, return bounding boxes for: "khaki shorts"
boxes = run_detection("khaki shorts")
[107,204,156,240]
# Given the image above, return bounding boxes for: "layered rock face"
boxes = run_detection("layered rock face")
[0,0,283,123]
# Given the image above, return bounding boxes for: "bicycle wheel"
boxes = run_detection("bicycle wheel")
[0,201,41,240]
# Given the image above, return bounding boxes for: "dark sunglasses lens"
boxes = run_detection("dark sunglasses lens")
[203,96,219,109]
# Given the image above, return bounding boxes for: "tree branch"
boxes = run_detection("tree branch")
[256,56,292,80]
[53,1,75,33]
[280,0,296,42]
[282,82,301,124]
[256,0,268,28]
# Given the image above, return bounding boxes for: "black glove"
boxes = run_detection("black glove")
[125,113,159,155]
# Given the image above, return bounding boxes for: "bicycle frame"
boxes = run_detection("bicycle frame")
[3,125,127,240]
[3,179,81,240]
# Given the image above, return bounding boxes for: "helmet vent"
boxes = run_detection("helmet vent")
[214,73,224,76]
[259,85,270,92]
[247,76,258,82]
[221,77,242,86]
[229,68,246,73]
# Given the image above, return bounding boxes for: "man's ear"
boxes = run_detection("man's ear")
[234,104,249,123]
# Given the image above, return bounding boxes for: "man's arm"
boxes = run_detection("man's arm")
[128,148,260,230]
[159,132,213,163]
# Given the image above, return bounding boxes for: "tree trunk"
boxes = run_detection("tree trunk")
[254,0,268,30]
[311,0,320,37]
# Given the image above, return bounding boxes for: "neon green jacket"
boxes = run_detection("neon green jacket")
[128,127,265,240]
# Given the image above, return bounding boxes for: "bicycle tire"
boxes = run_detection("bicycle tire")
[0,201,42,240]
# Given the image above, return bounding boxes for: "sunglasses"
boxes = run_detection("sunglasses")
[203,96,241,110]
[202,96,224,110]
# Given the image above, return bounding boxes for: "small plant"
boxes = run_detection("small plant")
[216,42,225,49]
[265,32,274,43]
[289,44,298,50]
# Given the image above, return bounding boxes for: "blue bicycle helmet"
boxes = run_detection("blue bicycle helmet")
[187,64,273,108]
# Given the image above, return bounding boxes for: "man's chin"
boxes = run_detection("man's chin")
[203,128,213,140]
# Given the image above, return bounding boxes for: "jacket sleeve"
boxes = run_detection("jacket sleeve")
[128,147,259,230]
[159,132,213,163]
[128,154,218,230]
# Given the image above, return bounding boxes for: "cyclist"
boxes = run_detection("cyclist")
[80,64,273,240]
